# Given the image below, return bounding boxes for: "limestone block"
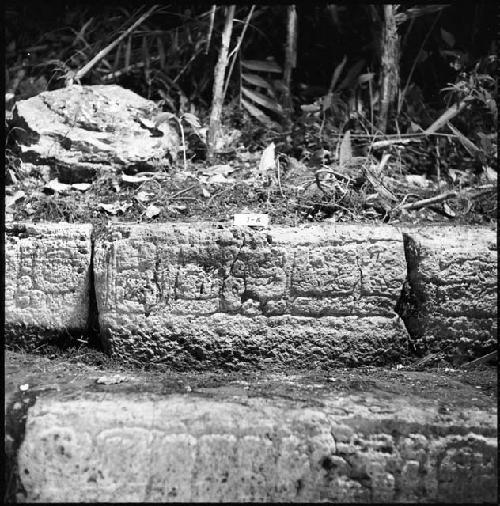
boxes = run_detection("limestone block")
[402,226,497,358]
[94,223,409,366]
[17,390,497,503]
[12,85,179,181]
[5,222,92,334]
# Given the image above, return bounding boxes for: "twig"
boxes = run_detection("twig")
[223,5,255,100]
[205,5,217,54]
[398,9,442,114]
[424,98,470,135]
[399,191,457,211]
[447,122,481,155]
[315,168,352,182]
[460,350,497,369]
[169,185,197,199]
[371,136,422,149]
[276,154,285,197]
[73,5,158,82]
[463,184,496,197]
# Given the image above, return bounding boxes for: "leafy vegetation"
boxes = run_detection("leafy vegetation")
[5,1,497,224]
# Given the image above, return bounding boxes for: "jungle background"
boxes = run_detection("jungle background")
[5,1,498,225]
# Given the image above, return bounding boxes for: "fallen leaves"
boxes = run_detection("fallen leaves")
[135,190,154,202]
[98,202,132,215]
[43,179,71,194]
[6,190,26,209]
[258,142,276,176]
[43,179,92,194]
[144,204,161,218]
[121,174,151,183]
[203,164,234,176]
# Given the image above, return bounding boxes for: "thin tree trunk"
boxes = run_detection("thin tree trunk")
[378,4,400,133]
[223,5,255,100]
[283,5,297,126]
[207,5,236,163]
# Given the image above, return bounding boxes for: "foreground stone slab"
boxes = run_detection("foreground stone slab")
[401,225,497,360]
[94,223,409,367]
[5,222,92,343]
[12,85,179,182]
[11,370,496,503]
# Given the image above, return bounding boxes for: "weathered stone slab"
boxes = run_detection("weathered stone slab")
[401,225,497,360]
[12,85,179,182]
[5,222,92,338]
[15,384,497,502]
[93,223,409,367]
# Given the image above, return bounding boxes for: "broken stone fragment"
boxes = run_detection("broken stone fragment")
[400,225,497,361]
[12,85,180,182]
[5,222,92,347]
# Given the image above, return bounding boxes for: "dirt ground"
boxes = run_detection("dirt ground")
[6,149,497,229]
[4,347,496,503]
[5,348,497,410]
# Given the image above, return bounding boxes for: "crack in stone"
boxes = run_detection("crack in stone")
[218,231,246,312]
[86,236,102,349]
[354,253,363,301]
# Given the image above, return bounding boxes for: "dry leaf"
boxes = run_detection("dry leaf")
[6,190,25,209]
[43,179,71,194]
[409,121,424,133]
[145,204,161,218]
[377,153,391,174]
[447,169,471,185]
[122,174,151,183]
[258,142,275,176]
[98,202,132,215]
[71,183,92,191]
[442,203,456,217]
[483,166,497,183]
[202,187,211,198]
[300,103,321,113]
[7,168,18,185]
[135,191,154,202]
[204,164,234,176]
[405,174,430,188]
[139,117,156,129]
[167,204,187,214]
[207,173,229,184]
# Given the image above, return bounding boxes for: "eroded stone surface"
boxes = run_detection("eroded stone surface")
[93,223,409,367]
[401,225,497,359]
[17,388,497,503]
[12,85,179,181]
[5,222,92,333]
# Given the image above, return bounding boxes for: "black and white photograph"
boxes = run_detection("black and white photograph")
[4,1,497,503]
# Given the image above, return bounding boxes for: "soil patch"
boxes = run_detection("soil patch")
[5,349,496,409]
[6,151,497,228]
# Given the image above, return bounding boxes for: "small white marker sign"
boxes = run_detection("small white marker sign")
[233,213,269,227]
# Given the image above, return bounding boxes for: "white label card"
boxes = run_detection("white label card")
[233,213,270,227]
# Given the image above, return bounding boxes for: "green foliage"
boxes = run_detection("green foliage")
[240,58,284,128]
[5,2,497,185]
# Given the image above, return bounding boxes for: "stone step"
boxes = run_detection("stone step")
[401,225,497,359]
[5,222,497,365]
[5,222,92,347]
[93,223,409,367]
[5,352,497,503]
